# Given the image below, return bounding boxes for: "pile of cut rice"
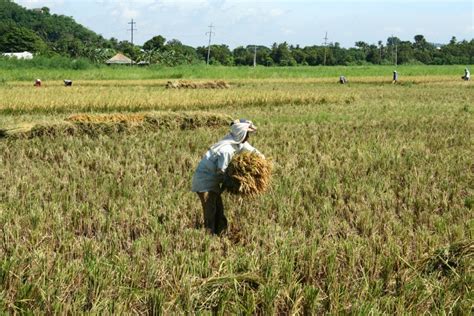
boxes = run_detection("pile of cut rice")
[67,113,145,123]
[165,80,230,89]
[225,152,272,196]
[2,112,231,139]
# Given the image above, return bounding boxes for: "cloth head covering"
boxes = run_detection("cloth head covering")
[210,119,257,152]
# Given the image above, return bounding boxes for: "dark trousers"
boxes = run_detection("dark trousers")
[197,192,228,235]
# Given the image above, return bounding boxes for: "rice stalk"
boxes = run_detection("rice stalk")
[225,152,273,196]
[418,240,474,276]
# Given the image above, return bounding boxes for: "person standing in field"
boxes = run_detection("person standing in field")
[392,70,398,84]
[191,119,263,235]
[462,68,470,81]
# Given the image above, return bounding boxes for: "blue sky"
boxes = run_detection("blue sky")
[14,0,474,48]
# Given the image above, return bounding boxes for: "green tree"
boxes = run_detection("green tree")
[346,47,366,64]
[355,41,369,55]
[291,45,307,65]
[271,42,296,66]
[397,41,415,64]
[386,36,401,64]
[0,0,112,58]
[0,22,47,53]
[329,42,351,65]
[303,46,322,65]
[412,34,434,64]
[165,39,198,64]
[366,44,381,64]
[233,46,253,66]
[196,44,233,65]
[143,35,166,51]
[377,40,385,63]
[41,7,50,14]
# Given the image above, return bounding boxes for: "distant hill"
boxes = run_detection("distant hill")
[0,0,111,57]
[0,0,471,66]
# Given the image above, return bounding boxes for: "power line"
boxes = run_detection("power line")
[395,40,398,67]
[205,23,215,65]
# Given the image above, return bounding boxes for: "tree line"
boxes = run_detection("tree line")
[1,1,472,66]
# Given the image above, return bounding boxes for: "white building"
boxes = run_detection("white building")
[2,51,34,60]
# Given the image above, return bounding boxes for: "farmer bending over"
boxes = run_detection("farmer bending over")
[192,119,263,235]
[462,68,470,81]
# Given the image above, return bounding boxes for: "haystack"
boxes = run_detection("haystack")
[3,112,231,139]
[105,53,133,65]
[225,152,272,196]
[166,80,230,89]
[67,113,145,124]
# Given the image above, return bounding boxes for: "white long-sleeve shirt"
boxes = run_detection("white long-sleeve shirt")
[191,142,261,193]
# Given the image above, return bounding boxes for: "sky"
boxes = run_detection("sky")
[14,0,474,48]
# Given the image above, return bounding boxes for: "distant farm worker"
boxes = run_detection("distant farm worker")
[392,70,398,83]
[192,119,263,235]
[339,75,347,84]
[462,68,470,81]
[34,79,41,87]
[64,79,73,86]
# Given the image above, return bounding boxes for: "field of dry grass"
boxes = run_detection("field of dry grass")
[0,69,472,314]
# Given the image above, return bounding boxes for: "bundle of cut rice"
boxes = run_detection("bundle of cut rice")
[67,113,145,123]
[166,80,230,89]
[225,152,272,196]
[3,112,231,139]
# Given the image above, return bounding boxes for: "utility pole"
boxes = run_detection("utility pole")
[128,19,137,65]
[206,23,215,65]
[395,42,398,66]
[253,45,257,67]
[378,40,382,64]
[392,34,398,66]
[323,31,328,66]
[128,19,137,45]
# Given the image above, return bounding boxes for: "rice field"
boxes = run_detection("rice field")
[0,66,473,314]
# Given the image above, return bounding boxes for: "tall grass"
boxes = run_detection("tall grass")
[0,77,472,314]
[0,61,472,81]
[0,56,96,70]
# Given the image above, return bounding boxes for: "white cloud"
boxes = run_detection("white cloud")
[15,0,42,4]
[120,7,139,19]
[12,0,473,49]
[384,26,403,33]
[269,8,284,17]
[415,27,426,34]
[282,27,294,35]
[15,0,64,7]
